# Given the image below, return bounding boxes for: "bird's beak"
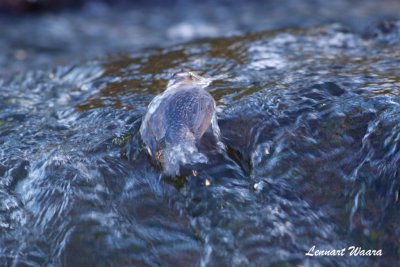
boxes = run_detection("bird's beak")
[189,72,210,88]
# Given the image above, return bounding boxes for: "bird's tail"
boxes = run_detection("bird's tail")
[162,137,207,176]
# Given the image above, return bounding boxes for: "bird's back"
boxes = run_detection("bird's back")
[140,86,215,157]
[164,87,215,142]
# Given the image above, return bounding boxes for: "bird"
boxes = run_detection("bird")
[140,71,222,176]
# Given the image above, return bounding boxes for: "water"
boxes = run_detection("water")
[1,0,400,77]
[1,2,400,267]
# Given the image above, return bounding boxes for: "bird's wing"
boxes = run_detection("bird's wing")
[140,95,169,156]
[190,92,215,139]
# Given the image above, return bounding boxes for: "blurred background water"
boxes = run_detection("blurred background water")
[1,0,400,77]
[0,0,399,266]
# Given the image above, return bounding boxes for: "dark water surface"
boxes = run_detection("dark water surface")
[1,2,400,267]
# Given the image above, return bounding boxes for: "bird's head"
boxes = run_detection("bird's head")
[167,71,210,90]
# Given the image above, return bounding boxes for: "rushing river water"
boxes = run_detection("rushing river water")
[1,2,400,267]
